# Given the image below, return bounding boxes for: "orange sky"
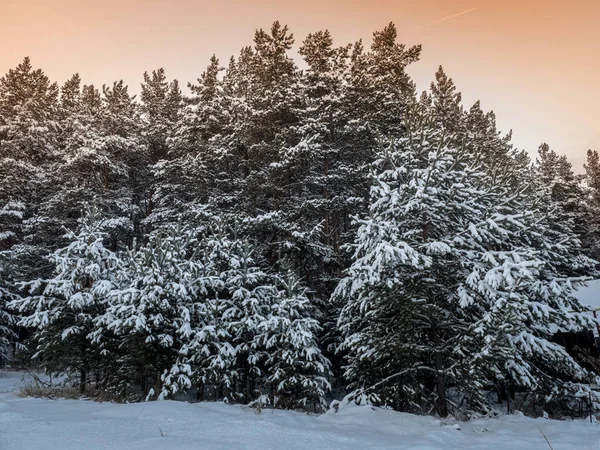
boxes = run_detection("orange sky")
[1,0,598,170]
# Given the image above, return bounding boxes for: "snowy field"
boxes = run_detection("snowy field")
[0,372,598,450]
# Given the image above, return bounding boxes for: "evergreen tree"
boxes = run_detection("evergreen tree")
[149,59,222,228]
[336,100,599,416]
[535,143,592,264]
[0,57,59,163]
[0,265,16,368]
[286,29,355,290]
[584,149,600,260]
[260,266,332,410]
[140,69,181,163]
[162,219,331,410]
[346,23,421,137]
[139,69,182,232]
[10,207,122,391]
[429,66,463,134]
[0,58,60,282]
[0,202,23,368]
[94,224,201,398]
[35,79,136,255]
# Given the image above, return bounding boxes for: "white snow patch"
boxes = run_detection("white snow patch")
[0,371,598,449]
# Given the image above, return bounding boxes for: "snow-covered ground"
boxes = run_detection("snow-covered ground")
[0,371,598,450]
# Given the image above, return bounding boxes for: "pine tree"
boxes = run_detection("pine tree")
[95,224,203,398]
[429,66,463,134]
[162,219,331,410]
[0,265,16,368]
[101,80,146,246]
[149,58,222,228]
[286,29,355,289]
[535,143,592,264]
[0,57,59,163]
[259,266,331,410]
[335,99,600,416]
[0,202,23,367]
[335,101,478,415]
[583,149,600,260]
[140,68,181,163]
[463,101,521,187]
[32,76,99,253]
[10,206,122,391]
[0,58,60,282]
[139,68,182,233]
[346,23,421,137]
[35,79,137,255]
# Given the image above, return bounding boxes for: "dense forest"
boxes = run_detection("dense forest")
[1,21,599,417]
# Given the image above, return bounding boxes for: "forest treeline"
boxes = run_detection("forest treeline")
[1,21,599,417]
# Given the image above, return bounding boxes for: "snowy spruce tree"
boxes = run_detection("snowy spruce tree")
[10,206,122,391]
[94,224,203,398]
[583,149,600,260]
[0,202,21,367]
[335,96,600,416]
[149,57,222,228]
[139,68,183,230]
[0,260,16,368]
[0,58,60,282]
[161,219,331,410]
[259,266,332,410]
[140,68,182,164]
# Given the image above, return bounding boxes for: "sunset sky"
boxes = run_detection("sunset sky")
[1,0,598,170]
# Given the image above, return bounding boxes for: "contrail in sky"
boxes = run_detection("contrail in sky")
[419,7,479,28]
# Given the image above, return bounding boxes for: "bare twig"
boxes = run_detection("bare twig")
[539,428,554,450]
[26,370,52,387]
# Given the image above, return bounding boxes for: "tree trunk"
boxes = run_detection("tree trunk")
[323,156,330,246]
[432,325,447,417]
[80,369,87,394]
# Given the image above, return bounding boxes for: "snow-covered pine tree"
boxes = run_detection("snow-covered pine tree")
[345,23,421,138]
[583,149,600,260]
[335,96,600,416]
[455,96,600,413]
[534,143,591,266]
[139,68,182,234]
[335,98,480,415]
[259,266,332,410]
[429,66,464,135]
[0,286,15,368]
[149,57,222,228]
[10,206,122,392]
[95,224,203,398]
[140,68,181,164]
[100,80,146,247]
[0,202,22,368]
[0,241,17,368]
[0,58,60,282]
[462,160,600,413]
[162,219,331,410]
[463,100,523,189]
[210,22,306,252]
[281,29,355,294]
[165,222,276,402]
[33,77,108,253]
[0,57,59,164]
[33,77,143,262]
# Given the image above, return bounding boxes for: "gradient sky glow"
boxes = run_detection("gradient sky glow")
[1,0,598,170]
